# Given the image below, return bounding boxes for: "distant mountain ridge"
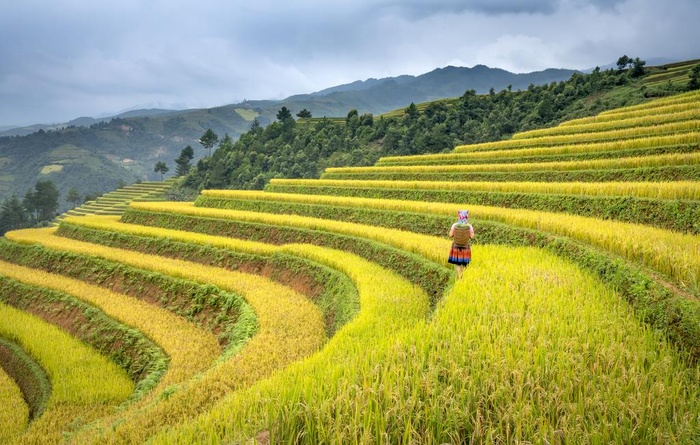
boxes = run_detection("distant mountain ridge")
[1,109,181,138]
[0,65,578,137]
[270,65,579,118]
[310,65,577,99]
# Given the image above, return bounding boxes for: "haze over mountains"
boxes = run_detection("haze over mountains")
[0,65,578,137]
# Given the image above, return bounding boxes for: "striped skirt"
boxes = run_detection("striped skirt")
[448,243,471,265]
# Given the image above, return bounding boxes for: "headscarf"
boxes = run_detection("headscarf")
[457,209,469,224]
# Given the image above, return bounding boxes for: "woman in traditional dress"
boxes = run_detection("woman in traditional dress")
[448,209,474,279]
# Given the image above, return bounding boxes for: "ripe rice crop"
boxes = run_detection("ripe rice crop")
[453,132,699,153]
[0,254,220,398]
[151,238,431,443]
[513,108,700,139]
[0,364,28,443]
[557,95,700,126]
[266,179,700,200]
[55,215,361,337]
[154,246,700,444]
[595,90,700,116]
[449,121,699,151]
[324,151,700,175]
[378,143,697,167]
[64,215,279,256]
[128,202,450,265]
[0,301,133,443]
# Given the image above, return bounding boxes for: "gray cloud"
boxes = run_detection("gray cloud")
[1,0,698,127]
[378,0,560,17]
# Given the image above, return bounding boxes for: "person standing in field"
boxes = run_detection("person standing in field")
[448,209,474,279]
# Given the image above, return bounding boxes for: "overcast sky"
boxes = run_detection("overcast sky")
[1,0,698,127]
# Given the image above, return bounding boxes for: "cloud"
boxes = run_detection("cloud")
[380,0,560,17]
[0,0,698,126]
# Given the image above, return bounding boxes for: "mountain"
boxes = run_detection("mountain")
[0,64,579,210]
[274,65,578,117]
[0,109,183,138]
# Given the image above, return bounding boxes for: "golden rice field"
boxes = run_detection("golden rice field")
[512,107,700,139]
[264,178,700,200]
[455,133,700,154]
[0,302,133,444]
[0,364,27,443]
[452,121,700,152]
[324,151,700,176]
[379,133,699,165]
[1,79,700,443]
[559,89,700,123]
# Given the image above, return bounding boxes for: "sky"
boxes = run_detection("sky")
[1,0,698,128]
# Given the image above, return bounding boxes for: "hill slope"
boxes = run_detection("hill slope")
[1,83,699,443]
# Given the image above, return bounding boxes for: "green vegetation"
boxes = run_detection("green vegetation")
[179,59,694,194]
[0,336,49,421]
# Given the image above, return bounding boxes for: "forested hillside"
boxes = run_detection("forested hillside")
[180,59,699,194]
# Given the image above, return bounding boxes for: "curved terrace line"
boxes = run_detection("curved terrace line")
[0,302,133,444]
[0,257,219,400]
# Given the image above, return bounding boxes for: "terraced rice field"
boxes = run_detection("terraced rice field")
[54,178,176,224]
[1,88,700,443]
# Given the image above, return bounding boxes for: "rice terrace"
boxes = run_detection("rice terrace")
[3,60,700,444]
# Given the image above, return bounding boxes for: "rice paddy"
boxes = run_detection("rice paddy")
[1,71,700,443]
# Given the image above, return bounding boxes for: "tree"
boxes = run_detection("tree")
[276,106,293,122]
[405,102,419,119]
[616,55,631,71]
[630,57,646,77]
[276,107,296,141]
[154,161,169,180]
[23,180,59,222]
[175,145,195,176]
[66,187,82,209]
[199,128,219,157]
[0,195,29,235]
[296,109,312,118]
[249,118,262,133]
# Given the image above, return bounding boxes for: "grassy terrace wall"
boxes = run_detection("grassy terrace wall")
[321,151,700,181]
[0,301,133,443]
[320,164,700,182]
[5,225,329,444]
[0,336,48,422]
[376,143,700,166]
[0,264,168,400]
